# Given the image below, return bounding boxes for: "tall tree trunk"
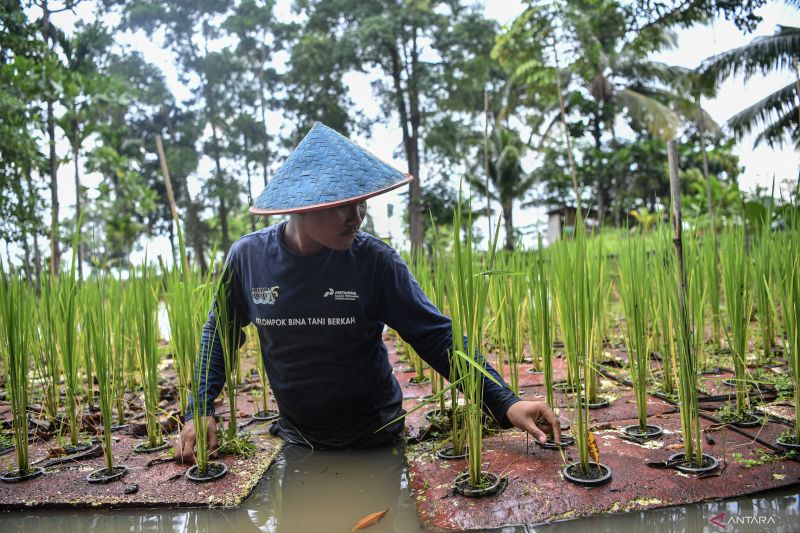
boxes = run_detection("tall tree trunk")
[209,121,231,256]
[42,1,60,276]
[502,199,514,250]
[389,42,422,254]
[186,199,208,275]
[71,112,83,280]
[26,168,42,285]
[257,68,271,227]
[592,108,605,226]
[15,183,32,282]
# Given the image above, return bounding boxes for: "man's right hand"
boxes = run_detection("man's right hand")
[175,416,218,464]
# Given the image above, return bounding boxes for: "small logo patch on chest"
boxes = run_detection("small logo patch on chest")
[252,286,279,305]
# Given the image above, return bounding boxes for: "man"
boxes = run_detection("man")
[175,123,560,460]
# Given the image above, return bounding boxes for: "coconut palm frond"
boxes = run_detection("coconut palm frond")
[752,107,800,150]
[729,82,798,139]
[616,87,682,140]
[701,25,800,83]
[667,93,722,135]
[617,59,690,89]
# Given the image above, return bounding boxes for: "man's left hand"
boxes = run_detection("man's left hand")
[505,401,561,444]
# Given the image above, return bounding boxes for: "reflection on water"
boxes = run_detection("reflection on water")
[0,443,797,532]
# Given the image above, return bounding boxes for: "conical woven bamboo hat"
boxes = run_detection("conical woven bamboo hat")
[250,122,413,215]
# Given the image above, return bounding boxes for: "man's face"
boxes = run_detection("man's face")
[297,200,367,252]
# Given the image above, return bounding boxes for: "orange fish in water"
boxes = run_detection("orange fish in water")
[588,431,600,464]
[352,509,389,531]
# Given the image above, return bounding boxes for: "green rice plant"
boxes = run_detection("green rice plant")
[500,270,525,396]
[429,226,451,420]
[79,288,94,409]
[661,226,704,467]
[771,230,800,444]
[123,279,140,391]
[214,267,243,442]
[131,263,166,450]
[702,232,722,351]
[617,233,653,432]
[34,276,61,421]
[54,247,83,447]
[686,235,709,372]
[447,198,501,487]
[248,325,275,417]
[165,265,203,418]
[0,264,37,478]
[551,214,595,474]
[108,278,128,426]
[719,226,754,417]
[83,279,127,478]
[751,229,775,364]
[528,235,554,407]
[585,239,610,405]
[651,227,677,396]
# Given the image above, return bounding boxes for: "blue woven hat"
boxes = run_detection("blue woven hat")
[250,122,413,215]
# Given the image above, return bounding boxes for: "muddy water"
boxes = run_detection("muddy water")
[0,444,797,532]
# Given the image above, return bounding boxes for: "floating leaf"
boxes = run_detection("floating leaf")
[352,509,388,531]
[587,432,600,464]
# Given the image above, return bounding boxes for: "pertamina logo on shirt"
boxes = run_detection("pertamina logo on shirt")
[252,286,279,305]
[322,288,359,301]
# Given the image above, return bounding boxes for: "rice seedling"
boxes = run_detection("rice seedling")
[34,275,61,422]
[248,325,278,421]
[165,264,202,418]
[719,226,756,422]
[214,266,243,443]
[552,214,608,480]
[108,278,128,426]
[666,142,716,471]
[687,234,710,372]
[617,233,661,439]
[751,229,775,364]
[131,263,168,452]
[0,264,44,482]
[702,232,722,352]
[651,226,677,396]
[54,246,85,450]
[83,280,128,483]
[771,227,800,449]
[528,235,554,408]
[584,239,610,408]
[447,197,502,491]
[666,230,707,469]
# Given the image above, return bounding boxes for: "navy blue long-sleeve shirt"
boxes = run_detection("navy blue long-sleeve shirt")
[186,221,519,448]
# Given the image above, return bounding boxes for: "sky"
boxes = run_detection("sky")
[8,0,800,265]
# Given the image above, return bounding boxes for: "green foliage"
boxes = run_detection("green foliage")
[617,233,652,430]
[0,263,35,473]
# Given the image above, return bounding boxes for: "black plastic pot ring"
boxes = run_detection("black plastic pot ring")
[186,461,228,482]
[133,441,171,454]
[562,462,612,487]
[0,466,45,483]
[252,410,280,422]
[453,471,506,498]
[621,424,664,441]
[86,465,128,484]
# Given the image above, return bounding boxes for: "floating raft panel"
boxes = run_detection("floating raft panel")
[405,397,799,530]
[0,431,282,509]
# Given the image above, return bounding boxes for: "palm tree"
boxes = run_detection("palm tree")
[701,24,800,149]
[563,0,699,225]
[467,126,533,250]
